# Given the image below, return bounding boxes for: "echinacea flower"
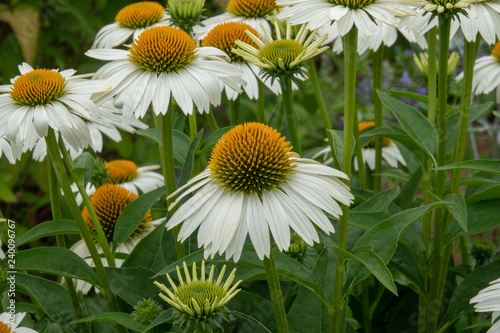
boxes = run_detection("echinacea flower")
[457,41,500,100]
[201,21,282,100]
[154,261,241,331]
[0,63,111,153]
[71,184,163,294]
[193,0,277,42]
[232,22,329,82]
[31,101,148,161]
[354,121,406,170]
[86,26,245,117]
[0,312,38,333]
[277,0,416,37]
[470,277,500,333]
[72,159,164,205]
[166,122,354,262]
[91,1,170,49]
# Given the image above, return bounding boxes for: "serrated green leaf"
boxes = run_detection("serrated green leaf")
[1,248,100,285]
[16,219,79,246]
[334,246,397,295]
[113,186,167,245]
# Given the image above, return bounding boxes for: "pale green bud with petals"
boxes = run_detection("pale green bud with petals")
[168,0,205,34]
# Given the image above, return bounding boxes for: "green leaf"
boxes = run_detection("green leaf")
[446,102,494,152]
[394,167,423,209]
[177,130,203,188]
[231,291,277,333]
[113,186,168,245]
[16,219,79,246]
[466,184,500,204]
[378,91,438,156]
[447,199,500,238]
[390,244,427,300]
[73,152,98,179]
[352,187,400,213]
[380,89,455,115]
[0,177,16,203]
[72,313,146,332]
[143,309,175,332]
[197,126,233,156]
[16,273,78,332]
[445,194,467,231]
[334,246,397,295]
[1,248,100,285]
[327,129,355,170]
[433,160,500,174]
[136,128,191,164]
[441,260,500,328]
[494,110,500,118]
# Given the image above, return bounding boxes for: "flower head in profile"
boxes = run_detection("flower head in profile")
[470,277,500,333]
[194,0,277,42]
[168,0,206,33]
[0,63,111,153]
[86,26,244,117]
[457,42,500,100]
[71,184,163,293]
[277,0,416,37]
[354,121,406,170]
[415,51,459,77]
[233,22,328,83]
[154,261,241,331]
[166,122,354,262]
[0,312,38,333]
[71,159,164,205]
[201,21,283,100]
[91,1,170,49]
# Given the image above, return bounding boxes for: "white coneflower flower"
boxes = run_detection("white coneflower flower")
[0,136,21,164]
[200,21,284,100]
[354,121,406,170]
[166,122,354,262]
[0,312,39,333]
[71,159,164,205]
[154,261,241,331]
[457,41,500,100]
[470,277,500,333]
[193,0,277,42]
[32,101,148,161]
[277,0,416,37]
[71,184,163,294]
[86,26,245,117]
[91,1,170,49]
[232,22,329,82]
[0,63,111,153]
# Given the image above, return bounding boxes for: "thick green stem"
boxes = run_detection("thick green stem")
[48,157,90,333]
[281,76,302,155]
[257,81,265,123]
[154,107,186,259]
[354,113,365,189]
[188,112,197,140]
[427,27,437,125]
[58,140,115,267]
[263,250,289,333]
[276,98,285,131]
[451,38,480,266]
[230,96,240,126]
[427,17,451,333]
[205,108,219,131]
[372,47,383,192]
[331,26,358,333]
[45,129,123,330]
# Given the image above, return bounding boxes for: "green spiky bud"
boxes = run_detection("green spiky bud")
[133,298,163,326]
[168,0,205,34]
[471,239,494,266]
[283,233,309,263]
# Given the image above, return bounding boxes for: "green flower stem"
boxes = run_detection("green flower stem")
[354,113,366,189]
[257,81,265,123]
[427,27,437,125]
[57,140,115,268]
[47,158,90,333]
[189,112,197,140]
[331,26,358,333]
[154,106,186,260]
[263,250,289,333]
[45,129,123,328]
[205,108,219,131]
[275,98,285,131]
[450,38,480,265]
[373,47,384,192]
[427,17,451,333]
[308,58,338,169]
[230,96,240,126]
[281,76,302,155]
